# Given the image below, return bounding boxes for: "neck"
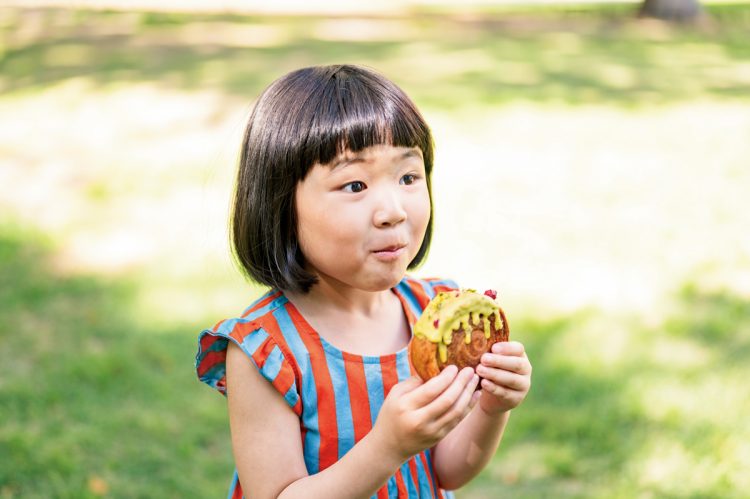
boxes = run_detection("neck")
[286,275,393,319]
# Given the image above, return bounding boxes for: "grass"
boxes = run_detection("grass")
[0,225,234,498]
[2,3,750,498]
[1,4,750,108]
[2,224,748,497]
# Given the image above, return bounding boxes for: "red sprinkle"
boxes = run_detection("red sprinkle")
[484,289,497,300]
[433,319,440,328]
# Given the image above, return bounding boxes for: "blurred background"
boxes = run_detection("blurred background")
[1,0,749,497]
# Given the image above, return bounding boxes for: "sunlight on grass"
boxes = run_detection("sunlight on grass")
[3,4,750,497]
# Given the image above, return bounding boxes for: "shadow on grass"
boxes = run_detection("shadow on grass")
[1,223,748,497]
[1,5,750,108]
[0,225,233,498]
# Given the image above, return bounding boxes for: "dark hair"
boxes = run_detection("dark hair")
[230,64,434,293]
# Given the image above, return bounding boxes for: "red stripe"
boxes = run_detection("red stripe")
[197,350,225,377]
[380,356,408,496]
[342,352,372,442]
[380,354,400,395]
[271,358,296,406]
[241,290,282,318]
[199,331,223,351]
[256,315,304,417]
[407,279,431,309]
[286,303,339,471]
[407,457,420,496]
[419,452,439,498]
[250,336,275,367]
[432,284,456,294]
[394,468,408,497]
[231,481,243,499]
[377,485,389,499]
[228,320,263,343]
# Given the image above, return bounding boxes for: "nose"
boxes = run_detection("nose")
[373,189,407,228]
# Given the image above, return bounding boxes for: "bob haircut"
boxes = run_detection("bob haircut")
[231,64,434,293]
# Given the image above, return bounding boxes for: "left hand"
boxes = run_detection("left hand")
[474,341,532,416]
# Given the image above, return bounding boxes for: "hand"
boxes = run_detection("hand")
[372,365,481,462]
[475,341,532,416]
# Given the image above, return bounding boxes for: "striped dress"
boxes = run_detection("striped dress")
[195,275,459,499]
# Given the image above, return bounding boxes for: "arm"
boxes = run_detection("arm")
[225,342,480,499]
[431,341,532,490]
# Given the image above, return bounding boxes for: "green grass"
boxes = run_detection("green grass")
[0,226,234,498]
[2,223,748,497]
[2,3,750,497]
[1,4,750,108]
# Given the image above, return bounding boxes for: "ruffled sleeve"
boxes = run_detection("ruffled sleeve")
[195,318,302,415]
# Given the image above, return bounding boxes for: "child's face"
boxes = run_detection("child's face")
[295,144,431,293]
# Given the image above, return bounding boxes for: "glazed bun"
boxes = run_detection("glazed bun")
[409,289,509,381]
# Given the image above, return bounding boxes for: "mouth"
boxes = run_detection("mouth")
[372,243,407,262]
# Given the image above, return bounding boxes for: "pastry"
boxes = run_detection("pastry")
[409,289,509,381]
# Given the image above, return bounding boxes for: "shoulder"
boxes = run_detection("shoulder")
[395,275,459,312]
[195,289,303,414]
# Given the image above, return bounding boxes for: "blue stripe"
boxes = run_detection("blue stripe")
[396,280,423,319]
[414,453,433,496]
[326,348,355,459]
[199,364,226,390]
[283,383,299,408]
[363,361,385,427]
[239,328,269,357]
[387,476,397,498]
[427,277,459,291]
[226,469,239,499]
[272,304,320,474]
[402,459,417,497]
[396,350,412,382]
[242,295,284,322]
[261,345,284,380]
[424,449,439,496]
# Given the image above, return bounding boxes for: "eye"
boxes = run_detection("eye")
[400,173,418,185]
[342,181,366,193]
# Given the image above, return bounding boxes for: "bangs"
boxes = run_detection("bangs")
[232,64,435,293]
[273,65,433,178]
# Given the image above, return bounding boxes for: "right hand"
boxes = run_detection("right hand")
[372,365,480,462]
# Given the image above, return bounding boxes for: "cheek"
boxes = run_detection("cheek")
[297,204,362,257]
[409,190,432,233]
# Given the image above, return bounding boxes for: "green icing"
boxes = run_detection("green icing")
[414,289,502,361]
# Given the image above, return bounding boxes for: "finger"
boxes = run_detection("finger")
[418,367,476,420]
[475,366,530,392]
[480,353,531,375]
[433,372,480,427]
[390,375,424,396]
[491,341,525,356]
[406,365,459,406]
[480,378,518,399]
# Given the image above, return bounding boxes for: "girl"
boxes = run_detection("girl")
[196,65,532,499]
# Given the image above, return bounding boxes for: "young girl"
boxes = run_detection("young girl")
[196,64,532,499]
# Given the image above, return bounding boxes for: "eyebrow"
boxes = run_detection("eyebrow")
[330,149,423,172]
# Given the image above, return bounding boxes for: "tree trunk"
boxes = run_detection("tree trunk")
[638,0,706,23]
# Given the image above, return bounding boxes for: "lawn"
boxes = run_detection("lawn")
[1,3,749,497]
